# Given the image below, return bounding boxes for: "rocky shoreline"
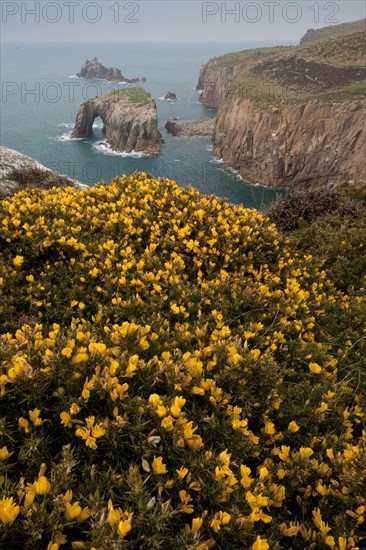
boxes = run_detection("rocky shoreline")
[165,118,215,137]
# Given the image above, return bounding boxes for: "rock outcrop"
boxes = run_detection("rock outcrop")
[77,57,141,83]
[165,119,214,137]
[0,147,85,198]
[164,91,177,100]
[197,57,251,108]
[71,90,162,155]
[197,27,366,188]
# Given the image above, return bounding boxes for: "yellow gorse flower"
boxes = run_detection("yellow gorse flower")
[252,535,269,550]
[312,507,331,537]
[287,421,300,433]
[309,362,322,373]
[13,255,24,267]
[117,518,132,537]
[0,497,20,524]
[0,447,12,461]
[65,501,82,521]
[29,408,43,426]
[176,466,189,480]
[33,475,51,495]
[152,456,168,474]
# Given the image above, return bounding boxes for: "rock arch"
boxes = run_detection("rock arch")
[71,93,161,155]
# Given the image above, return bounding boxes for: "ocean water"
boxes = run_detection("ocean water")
[1,41,284,208]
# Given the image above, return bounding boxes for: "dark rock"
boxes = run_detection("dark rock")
[164,91,177,100]
[77,57,140,83]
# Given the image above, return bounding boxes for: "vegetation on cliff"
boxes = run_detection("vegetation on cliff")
[200,30,366,106]
[300,18,366,45]
[109,87,151,104]
[0,174,365,548]
[267,182,366,292]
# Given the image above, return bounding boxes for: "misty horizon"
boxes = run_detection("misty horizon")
[1,1,365,44]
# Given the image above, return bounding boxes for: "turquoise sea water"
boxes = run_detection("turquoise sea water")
[1,41,284,208]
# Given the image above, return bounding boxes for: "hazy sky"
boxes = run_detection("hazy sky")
[1,0,365,43]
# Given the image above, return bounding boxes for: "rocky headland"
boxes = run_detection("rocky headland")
[71,88,162,155]
[0,147,85,198]
[197,21,366,188]
[165,118,215,137]
[77,57,143,83]
[300,17,366,44]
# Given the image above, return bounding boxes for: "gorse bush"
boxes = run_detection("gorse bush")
[292,214,366,292]
[266,187,363,233]
[267,182,366,291]
[0,174,365,549]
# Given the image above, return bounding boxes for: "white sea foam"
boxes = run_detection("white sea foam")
[226,165,245,181]
[211,159,271,188]
[73,75,132,84]
[58,123,74,129]
[52,132,83,142]
[92,140,147,157]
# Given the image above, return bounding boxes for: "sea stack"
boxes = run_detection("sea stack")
[77,57,141,83]
[71,88,162,156]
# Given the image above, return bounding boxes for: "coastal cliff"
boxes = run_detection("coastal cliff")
[213,98,365,187]
[198,23,366,188]
[71,88,162,155]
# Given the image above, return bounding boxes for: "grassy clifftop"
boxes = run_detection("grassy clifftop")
[109,87,151,103]
[211,29,365,105]
[1,174,365,548]
[300,18,366,44]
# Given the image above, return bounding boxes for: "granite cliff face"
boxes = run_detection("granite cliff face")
[71,90,162,155]
[197,58,251,108]
[213,98,365,188]
[198,28,366,188]
[77,57,141,83]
